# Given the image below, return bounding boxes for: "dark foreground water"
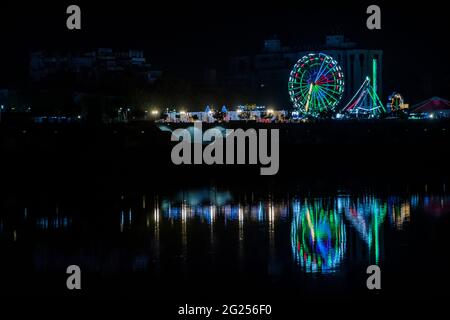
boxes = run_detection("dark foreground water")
[1,182,449,300]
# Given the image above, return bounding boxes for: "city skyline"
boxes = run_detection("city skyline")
[1,1,449,104]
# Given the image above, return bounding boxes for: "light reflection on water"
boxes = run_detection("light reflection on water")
[291,199,346,274]
[154,191,416,274]
[0,187,449,281]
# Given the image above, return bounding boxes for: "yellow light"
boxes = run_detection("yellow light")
[151,109,159,115]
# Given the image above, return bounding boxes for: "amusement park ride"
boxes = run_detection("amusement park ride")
[387,92,409,113]
[288,52,397,119]
[288,53,345,118]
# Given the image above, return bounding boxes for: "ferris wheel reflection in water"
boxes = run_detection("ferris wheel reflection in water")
[290,195,411,274]
[155,190,413,275]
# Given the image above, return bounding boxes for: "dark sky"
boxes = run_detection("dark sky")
[1,0,449,101]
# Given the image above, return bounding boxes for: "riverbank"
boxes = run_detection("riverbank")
[2,119,450,188]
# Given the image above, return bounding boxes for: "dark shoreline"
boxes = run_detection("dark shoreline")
[2,119,450,189]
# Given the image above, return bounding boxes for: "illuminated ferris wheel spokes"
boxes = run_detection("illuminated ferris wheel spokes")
[288,53,344,117]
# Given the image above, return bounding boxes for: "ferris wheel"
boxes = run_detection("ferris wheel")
[288,53,344,117]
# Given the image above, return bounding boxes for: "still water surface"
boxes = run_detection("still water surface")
[1,184,449,298]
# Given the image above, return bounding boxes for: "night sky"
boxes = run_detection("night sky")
[1,0,449,102]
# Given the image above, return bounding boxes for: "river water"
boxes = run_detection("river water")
[1,182,449,299]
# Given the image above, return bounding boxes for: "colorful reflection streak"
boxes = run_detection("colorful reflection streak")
[291,200,346,274]
[2,188,448,279]
[388,197,411,230]
[159,190,289,224]
[338,196,387,264]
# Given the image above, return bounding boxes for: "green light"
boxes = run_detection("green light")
[374,206,379,264]
[372,58,377,108]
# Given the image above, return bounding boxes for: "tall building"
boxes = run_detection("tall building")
[30,48,162,84]
[229,35,382,109]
